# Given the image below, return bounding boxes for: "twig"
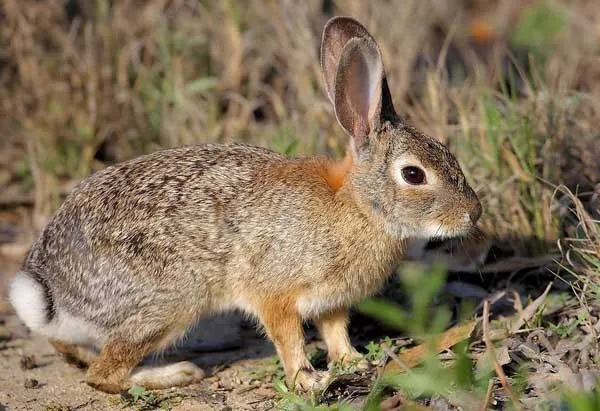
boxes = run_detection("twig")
[71,399,98,410]
[481,378,494,411]
[483,300,522,410]
[382,345,412,373]
[236,384,259,394]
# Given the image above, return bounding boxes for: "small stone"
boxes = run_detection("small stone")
[20,354,38,370]
[24,378,39,389]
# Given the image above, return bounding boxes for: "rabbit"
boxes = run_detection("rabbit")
[9,16,482,394]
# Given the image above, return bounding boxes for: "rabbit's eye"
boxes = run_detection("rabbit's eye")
[401,166,426,185]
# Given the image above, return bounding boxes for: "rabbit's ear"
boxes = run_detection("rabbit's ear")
[321,17,373,105]
[333,37,386,151]
[321,17,397,152]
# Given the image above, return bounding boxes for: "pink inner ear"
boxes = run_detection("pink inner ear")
[321,17,375,105]
[346,54,370,132]
[342,41,383,138]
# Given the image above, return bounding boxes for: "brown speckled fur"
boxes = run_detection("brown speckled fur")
[11,17,481,393]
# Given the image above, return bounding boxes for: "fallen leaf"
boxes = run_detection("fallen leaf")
[379,394,432,411]
[384,320,477,373]
[511,282,552,333]
[484,283,554,342]
[254,386,276,398]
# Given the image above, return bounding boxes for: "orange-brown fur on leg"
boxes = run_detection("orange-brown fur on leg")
[257,297,329,391]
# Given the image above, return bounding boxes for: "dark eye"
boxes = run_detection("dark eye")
[401,166,426,185]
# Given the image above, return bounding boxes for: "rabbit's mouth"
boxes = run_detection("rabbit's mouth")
[419,215,475,241]
[383,216,474,241]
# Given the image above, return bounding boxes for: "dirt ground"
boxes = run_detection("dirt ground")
[0,253,289,411]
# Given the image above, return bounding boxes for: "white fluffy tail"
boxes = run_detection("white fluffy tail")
[9,271,50,331]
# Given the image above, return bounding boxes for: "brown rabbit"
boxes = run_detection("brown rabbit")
[9,17,481,394]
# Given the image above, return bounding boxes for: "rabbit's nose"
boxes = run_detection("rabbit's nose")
[469,200,482,224]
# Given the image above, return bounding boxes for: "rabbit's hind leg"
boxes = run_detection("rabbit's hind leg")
[49,338,97,368]
[85,324,204,393]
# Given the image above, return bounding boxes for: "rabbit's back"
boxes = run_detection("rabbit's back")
[21,144,298,331]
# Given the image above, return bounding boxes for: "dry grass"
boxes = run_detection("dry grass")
[1,0,600,408]
[2,0,598,239]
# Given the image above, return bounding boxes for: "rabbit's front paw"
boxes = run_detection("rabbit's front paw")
[293,367,331,393]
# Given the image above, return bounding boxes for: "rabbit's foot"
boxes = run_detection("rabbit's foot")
[126,361,205,390]
[86,367,128,394]
[293,367,331,392]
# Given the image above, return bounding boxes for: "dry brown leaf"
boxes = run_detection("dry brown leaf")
[384,320,477,373]
[511,282,553,333]
[484,283,554,342]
